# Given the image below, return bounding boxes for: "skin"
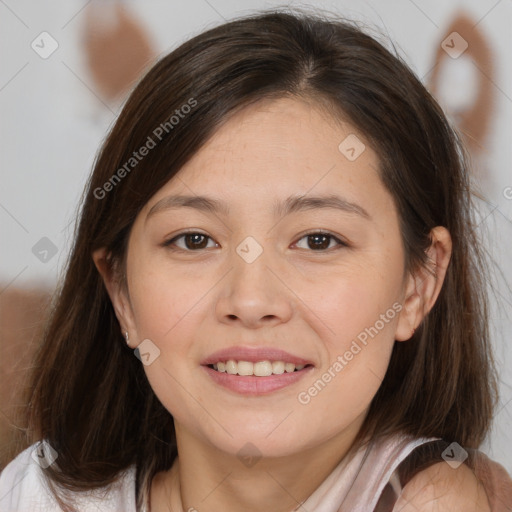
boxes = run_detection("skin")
[94,97,454,511]
[396,462,491,511]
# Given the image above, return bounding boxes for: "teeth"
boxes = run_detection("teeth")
[272,361,285,375]
[225,360,237,375]
[212,360,307,376]
[285,363,295,373]
[254,361,273,376]
[237,361,254,376]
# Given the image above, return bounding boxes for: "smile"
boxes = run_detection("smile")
[201,346,315,395]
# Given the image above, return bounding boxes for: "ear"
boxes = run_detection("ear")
[395,226,452,341]
[92,247,138,347]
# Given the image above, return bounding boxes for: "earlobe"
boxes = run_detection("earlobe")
[395,281,421,342]
[92,247,136,342]
[394,226,452,342]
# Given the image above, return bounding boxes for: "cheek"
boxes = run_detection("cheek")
[298,265,401,414]
[297,314,397,444]
[128,269,207,426]
[129,264,202,341]
[315,264,402,352]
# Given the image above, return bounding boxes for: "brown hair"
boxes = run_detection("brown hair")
[21,7,497,510]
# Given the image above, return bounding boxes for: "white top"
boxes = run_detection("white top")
[0,435,436,511]
[0,441,137,512]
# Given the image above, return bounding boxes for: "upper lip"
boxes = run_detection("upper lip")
[201,346,314,366]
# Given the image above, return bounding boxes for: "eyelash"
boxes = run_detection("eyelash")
[162,230,349,253]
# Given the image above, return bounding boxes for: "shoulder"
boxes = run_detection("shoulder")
[394,460,491,512]
[0,442,57,510]
[0,441,138,511]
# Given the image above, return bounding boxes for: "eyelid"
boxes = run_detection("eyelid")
[162,229,349,252]
[162,229,216,249]
[293,230,349,249]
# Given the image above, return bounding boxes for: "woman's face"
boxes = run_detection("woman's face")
[119,97,415,458]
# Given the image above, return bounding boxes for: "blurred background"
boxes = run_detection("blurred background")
[1,0,511,473]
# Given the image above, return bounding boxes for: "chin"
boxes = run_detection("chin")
[195,421,310,460]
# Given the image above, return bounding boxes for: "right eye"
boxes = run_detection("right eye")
[163,231,219,252]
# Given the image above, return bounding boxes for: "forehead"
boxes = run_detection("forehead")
[139,97,398,229]
[165,97,380,194]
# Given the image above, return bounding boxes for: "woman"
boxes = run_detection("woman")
[1,8,511,511]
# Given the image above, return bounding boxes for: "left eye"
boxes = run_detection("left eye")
[163,231,347,252]
[294,232,347,251]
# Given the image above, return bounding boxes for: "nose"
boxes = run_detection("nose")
[215,242,293,329]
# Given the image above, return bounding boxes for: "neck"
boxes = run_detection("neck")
[151,416,368,512]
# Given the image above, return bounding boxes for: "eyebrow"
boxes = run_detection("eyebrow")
[146,193,371,222]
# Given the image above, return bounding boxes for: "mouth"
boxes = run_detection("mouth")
[200,347,315,395]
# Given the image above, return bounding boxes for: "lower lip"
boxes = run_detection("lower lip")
[202,365,313,395]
